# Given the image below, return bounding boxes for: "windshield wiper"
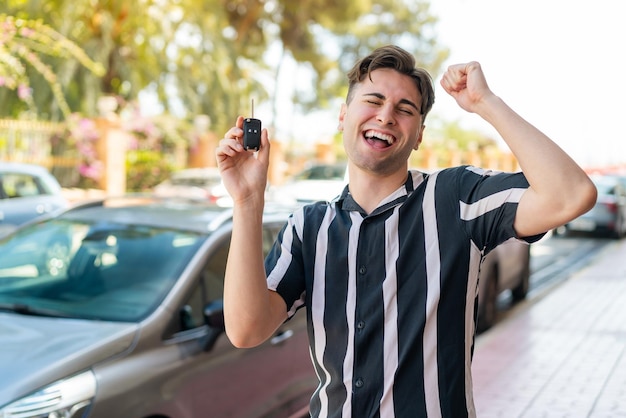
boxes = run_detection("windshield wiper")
[0,303,75,318]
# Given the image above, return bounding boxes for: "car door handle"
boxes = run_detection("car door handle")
[270,329,294,345]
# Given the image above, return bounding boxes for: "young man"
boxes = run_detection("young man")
[216,45,596,417]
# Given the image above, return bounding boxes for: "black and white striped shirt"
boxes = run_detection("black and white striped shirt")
[265,167,542,418]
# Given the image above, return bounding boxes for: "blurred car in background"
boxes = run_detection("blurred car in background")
[556,174,626,238]
[0,162,68,236]
[153,167,232,205]
[477,238,531,332]
[268,162,348,204]
[0,197,315,418]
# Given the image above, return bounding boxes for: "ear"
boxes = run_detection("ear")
[338,103,347,131]
[413,125,425,150]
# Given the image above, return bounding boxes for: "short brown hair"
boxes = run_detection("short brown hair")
[346,45,435,119]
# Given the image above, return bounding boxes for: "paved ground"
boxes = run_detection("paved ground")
[472,239,626,417]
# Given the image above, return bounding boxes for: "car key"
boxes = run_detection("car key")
[243,99,261,151]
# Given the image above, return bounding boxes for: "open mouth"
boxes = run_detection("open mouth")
[364,129,395,149]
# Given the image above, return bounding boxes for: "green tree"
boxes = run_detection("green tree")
[292,0,448,109]
[2,0,448,136]
[0,13,104,119]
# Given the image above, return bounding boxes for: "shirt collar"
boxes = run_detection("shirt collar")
[336,171,422,217]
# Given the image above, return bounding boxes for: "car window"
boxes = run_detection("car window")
[0,173,43,198]
[0,220,205,322]
[180,236,230,330]
[263,225,283,251]
[592,176,623,196]
[177,222,285,332]
[596,184,614,195]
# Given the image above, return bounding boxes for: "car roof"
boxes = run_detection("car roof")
[0,161,53,175]
[0,161,63,195]
[62,195,294,233]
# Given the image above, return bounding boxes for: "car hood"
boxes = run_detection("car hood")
[0,312,138,406]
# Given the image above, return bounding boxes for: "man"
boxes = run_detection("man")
[216,45,596,417]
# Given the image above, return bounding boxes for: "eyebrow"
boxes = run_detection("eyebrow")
[363,92,420,112]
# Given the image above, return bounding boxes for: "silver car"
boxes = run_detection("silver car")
[561,174,626,238]
[268,163,348,204]
[152,167,232,206]
[0,197,315,418]
[0,162,68,235]
[476,238,531,332]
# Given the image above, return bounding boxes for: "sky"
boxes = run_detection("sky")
[427,0,626,168]
[266,0,626,169]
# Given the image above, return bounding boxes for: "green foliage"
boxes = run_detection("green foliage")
[1,0,448,136]
[427,117,498,150]
[123,109,187,192]
[296,0,448,110]
[125,149,173,192]
[2,0,454,188]
[0,13,105,120]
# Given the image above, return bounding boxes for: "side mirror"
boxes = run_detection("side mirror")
[201,300,224,351]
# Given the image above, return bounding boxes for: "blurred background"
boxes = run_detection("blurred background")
[1,0,624,200]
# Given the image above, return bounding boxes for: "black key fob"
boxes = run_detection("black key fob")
[243,118,261,151]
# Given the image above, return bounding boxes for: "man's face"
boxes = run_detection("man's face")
[339,68,424,176]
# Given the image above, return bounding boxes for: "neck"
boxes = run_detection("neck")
[347,165,408,214]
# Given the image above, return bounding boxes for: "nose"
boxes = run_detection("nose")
[376,104,396,125]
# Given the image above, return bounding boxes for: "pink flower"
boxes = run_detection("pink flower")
[79,161,103,180]
[19,27,34,37]
[17,84,32,100]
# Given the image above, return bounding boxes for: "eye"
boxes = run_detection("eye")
[365,99,382,106]
[398,107,414,116]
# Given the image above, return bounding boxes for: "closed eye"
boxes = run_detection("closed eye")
[362,93,418,116]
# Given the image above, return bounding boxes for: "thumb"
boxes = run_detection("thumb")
[256,128,271,166]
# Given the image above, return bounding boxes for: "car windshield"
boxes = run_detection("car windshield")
[0,219,205,322]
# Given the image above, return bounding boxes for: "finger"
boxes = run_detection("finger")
[465,61,489,91]
[225,125,244,141]
[465,61,482,75]
[235,115,245,129]
[256,128,272,166]
[440,75,460,95]
[217,138,244,158]
[441,68,467,94]
[222,116,246,141]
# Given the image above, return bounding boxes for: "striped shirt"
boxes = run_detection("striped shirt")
[265,167,542,418]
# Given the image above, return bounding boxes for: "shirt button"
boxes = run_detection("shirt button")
[355,378,364,388]
[357,321,365,329]
[358,266,367,274]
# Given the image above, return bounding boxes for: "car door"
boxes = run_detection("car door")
[169,224,316,418]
